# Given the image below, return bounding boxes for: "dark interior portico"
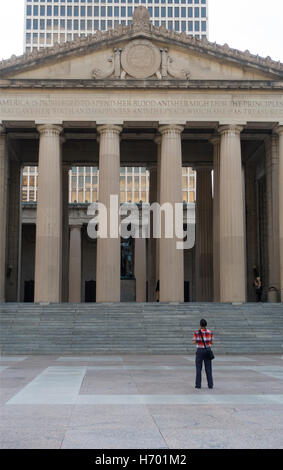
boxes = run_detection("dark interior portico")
[1,119,281,304]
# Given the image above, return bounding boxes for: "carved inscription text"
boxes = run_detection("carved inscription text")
[0,93,283,121]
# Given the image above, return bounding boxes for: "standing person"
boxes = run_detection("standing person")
[155,280,160,302]
[193,319,214,389]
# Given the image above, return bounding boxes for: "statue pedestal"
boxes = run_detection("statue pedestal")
[121,278,136,302]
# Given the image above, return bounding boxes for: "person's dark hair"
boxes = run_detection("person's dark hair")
[200,319,207,328]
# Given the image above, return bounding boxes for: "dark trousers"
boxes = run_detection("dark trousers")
[255,288,262,302]
[195,348,213,388]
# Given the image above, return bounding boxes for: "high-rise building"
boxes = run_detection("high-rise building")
[23,0,201,204]
[24,0,208,53]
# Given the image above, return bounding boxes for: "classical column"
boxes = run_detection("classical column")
[245,160,259,301]
[96,125,122,302]
[211,137,220,302]
[135,237,147,302]
[0,125,8,302]
[154,136,162,300]
[6,160,22,302]
[61,163,70,302]
[276,125,283,302]
[148,166,157,301]
[69,225,82,303]
[34,124,63,303]
[195,167,213,302]
[219,125,246,303]
[159,125,184,302]
[265,134,280,299]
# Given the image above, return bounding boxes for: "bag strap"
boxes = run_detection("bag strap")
[199,329,207,349]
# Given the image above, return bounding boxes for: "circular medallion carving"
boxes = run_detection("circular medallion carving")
[121,40,161,79]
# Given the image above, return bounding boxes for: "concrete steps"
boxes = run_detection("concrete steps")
[0,302,282,354]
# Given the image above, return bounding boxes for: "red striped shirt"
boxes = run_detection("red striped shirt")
[193,328,214,348]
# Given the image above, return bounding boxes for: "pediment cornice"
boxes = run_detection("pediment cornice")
[0,6,283,79]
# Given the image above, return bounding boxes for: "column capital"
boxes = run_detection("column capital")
[158,124,184,136]
[209,135,220,146]
[37,124,63,137]
[154,135,162,145]
[218,124,244,136]
[274,124,283,136]
[97,124,123,136]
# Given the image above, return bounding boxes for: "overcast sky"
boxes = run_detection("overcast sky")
[0,0,282,62]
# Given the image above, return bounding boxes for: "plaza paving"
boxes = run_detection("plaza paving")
[0,354,283,449]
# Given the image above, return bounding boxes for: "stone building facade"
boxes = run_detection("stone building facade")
[0,7,283,304]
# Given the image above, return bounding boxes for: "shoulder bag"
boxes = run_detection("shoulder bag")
[199,329,215,360]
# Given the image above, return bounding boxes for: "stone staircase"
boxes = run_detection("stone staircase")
[0,302,282,355]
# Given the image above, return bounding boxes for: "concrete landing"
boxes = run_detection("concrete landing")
[0,354,283,449]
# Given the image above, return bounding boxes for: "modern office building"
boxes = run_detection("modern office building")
[22,165,196,204]
[24,0,208,53]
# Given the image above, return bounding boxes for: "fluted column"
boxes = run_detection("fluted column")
[219,125,246,303]
[34,124,63,303]
[135,237,147,302]
[0,125,8,302]
[265,133,280,299]
[96,125,122,302]
[159,125,184,302]
[61,163,70,302]
[69,225,82,303]
[148,165,157,301]
[211,137,221,302]
[195,167,213,302]
[276,125,283,302]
